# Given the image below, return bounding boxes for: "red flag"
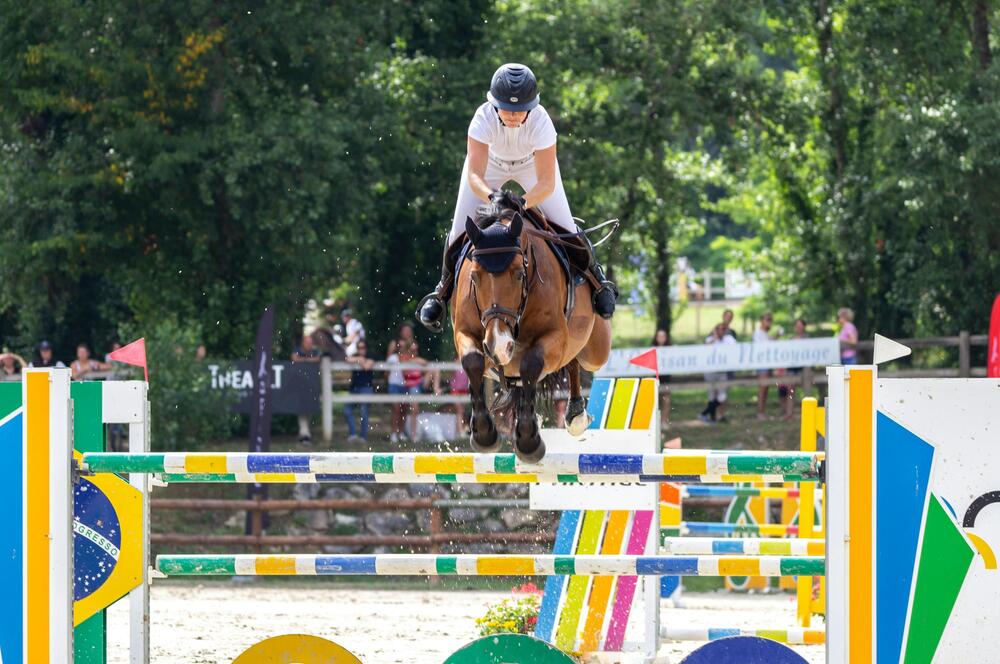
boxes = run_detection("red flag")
[628,347,659,378]
[108,337,148,382]
[989,294,1000,378]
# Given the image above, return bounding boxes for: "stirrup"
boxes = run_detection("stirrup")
[416,292,446,332]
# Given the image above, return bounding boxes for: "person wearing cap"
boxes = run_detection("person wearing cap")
[29,340,66,368]
[416,63,618,332]
[341,308,366,357]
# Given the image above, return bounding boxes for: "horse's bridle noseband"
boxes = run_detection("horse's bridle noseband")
[469,244,534,340]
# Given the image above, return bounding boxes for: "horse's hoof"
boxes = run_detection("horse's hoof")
[566,411,593,437]
[470,427,501,453]
[514,434,545,464]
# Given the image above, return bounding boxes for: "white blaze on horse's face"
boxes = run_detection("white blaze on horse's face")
[472,264,523,366]
[488,319,515,365]
[466,212,526,368]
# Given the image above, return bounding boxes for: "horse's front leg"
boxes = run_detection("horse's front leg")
[565,359,592,436]
[514,335,564,462]
[461,344,499,453]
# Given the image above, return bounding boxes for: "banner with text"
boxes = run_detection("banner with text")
[207,361,320,415]
[596,337,841,377]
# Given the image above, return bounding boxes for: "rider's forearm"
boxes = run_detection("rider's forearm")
[467,171,493,202]
[523,178,554,209]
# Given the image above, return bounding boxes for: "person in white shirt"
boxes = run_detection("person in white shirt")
[417,63,617,332]
[700,324,736,423]
[341,309,365,357]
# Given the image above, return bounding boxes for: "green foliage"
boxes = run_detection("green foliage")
[118,318,236,450]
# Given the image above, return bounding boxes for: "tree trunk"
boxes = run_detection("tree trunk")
[971,1,992,70]
[814,0,847,180]
[653,230,672,337]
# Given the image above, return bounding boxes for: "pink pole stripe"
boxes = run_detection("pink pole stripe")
[603,509,653,649]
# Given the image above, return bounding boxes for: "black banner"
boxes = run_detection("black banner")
[206,361,320,415]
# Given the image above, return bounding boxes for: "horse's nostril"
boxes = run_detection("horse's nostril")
[506,341,514,356]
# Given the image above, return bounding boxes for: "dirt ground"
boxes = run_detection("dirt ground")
[105,583,825,663]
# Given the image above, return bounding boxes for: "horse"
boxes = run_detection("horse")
[451,192,612,462]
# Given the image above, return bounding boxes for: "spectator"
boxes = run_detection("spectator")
[700,324,735,423]
[344,340,376,443]
[777,318,809,420]
[387,322,415,357]
[29,341,65,368]
[1,348,27,380]
[70,343,109,379]
[341,309,366,357]
[551,370,569,428]
[754,313,774,420]
[291,332,322,444]
[387,323,416,443]
[838,307,859,365]
[386,349,407,443]
[448,355,470,437]
[721,309,739,341]
[652,328,671,428]
[400,341,428,441]
[195,345,207,361]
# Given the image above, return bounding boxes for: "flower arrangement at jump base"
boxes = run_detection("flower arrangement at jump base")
[476,583,542,637]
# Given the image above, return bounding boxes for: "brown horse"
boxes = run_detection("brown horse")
[451,194,612,461]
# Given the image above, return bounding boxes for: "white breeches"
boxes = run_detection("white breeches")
[448,155,579,243]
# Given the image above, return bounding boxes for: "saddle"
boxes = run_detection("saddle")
[454,207,588,322]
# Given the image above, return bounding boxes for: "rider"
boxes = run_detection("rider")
[416,63,618,332]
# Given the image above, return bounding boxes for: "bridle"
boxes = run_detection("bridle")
[468,242,537,341]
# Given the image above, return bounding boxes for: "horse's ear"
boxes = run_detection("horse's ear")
[465,216,481,244]
[509,212,523,238]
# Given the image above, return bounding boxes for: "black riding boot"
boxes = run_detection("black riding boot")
[583,235,618,318]
[416,237,463,333]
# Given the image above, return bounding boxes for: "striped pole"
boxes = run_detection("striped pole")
[679,485,824,499]
[155,472,818,485]
[81,451,822,483]
[661,627,825,645]
[660,537,824,556]
[155,554,825,578]
[667,521,803,537]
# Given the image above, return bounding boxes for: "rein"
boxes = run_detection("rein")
[521,216,620,249]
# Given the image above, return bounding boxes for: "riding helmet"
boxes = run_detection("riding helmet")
[487,63,539,112]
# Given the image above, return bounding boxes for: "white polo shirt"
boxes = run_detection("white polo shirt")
[467,102,557,162]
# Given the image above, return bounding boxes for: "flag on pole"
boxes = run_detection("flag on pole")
[628,347,659,379]
[108,337,148,382]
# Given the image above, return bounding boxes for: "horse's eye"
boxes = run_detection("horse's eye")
[516,272,525,282]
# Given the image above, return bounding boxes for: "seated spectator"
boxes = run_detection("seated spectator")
[29,341,65,368]
[400,342,428,441]
[341,309,366,357]
[291,332,322,444]
[344,340,376,444]
[1,349,27,379]
[70,343,109,379]
[838,307,859,365]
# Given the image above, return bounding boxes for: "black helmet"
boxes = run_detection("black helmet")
[486,63,539,112]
